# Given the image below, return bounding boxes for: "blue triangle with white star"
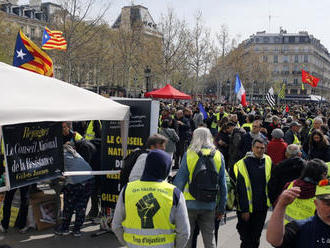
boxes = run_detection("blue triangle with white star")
[42,28,51,46]
[13,32,34,67]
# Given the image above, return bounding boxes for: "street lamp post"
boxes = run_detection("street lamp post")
[144,66,151,92]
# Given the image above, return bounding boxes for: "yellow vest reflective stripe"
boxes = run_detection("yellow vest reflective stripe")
[284,182,316,225]
[183,149,222,201]
[122,180,176,247]
[85,121,102,140]
[242,123,253,132]
[293,134,301,145]
[233,155,272,212]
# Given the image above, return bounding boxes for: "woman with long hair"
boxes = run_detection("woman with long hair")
[173,127,227,248]
[308,130,330,162]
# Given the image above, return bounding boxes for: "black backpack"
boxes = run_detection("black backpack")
[189,150,219,202]
[120,149,149,190]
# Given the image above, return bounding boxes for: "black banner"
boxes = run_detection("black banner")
[101,99,152,208]
[2,122,63,189]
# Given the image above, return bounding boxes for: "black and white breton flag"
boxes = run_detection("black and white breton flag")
[266,87,276,108]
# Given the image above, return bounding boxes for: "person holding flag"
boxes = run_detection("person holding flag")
[13,30,53,77]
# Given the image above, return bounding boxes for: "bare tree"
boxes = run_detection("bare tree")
[0,12,19,64]
[158,8,189,84]
[187,12,212,94]
[216,24,230,57]
[53,0,111,84]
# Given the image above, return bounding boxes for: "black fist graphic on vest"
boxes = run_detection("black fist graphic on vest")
[136,193,160,228]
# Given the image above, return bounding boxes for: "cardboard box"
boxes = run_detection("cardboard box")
[30,192,57,231]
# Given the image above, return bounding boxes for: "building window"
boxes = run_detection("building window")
[304,55,308,62]
[274,37,281,43]
[263,37,270,43]
[291,89,298,95]
[294,78,298,85]
[263,55,268,62]
[274,55,278,63]
[31,28,35,38]
[255,37,260,43]
[294,55,299,63]
[284,37,289,43]
[283,55,289,63]
[299,37,306,43]
[289,36,295,43]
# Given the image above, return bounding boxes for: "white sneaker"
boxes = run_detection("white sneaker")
[18,226,29,234]
[0,223,7,233]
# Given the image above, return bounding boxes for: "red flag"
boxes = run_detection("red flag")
[285,105,289,113]
[301,70,319,87]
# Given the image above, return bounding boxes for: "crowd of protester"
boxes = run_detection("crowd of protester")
[1,100,330,247]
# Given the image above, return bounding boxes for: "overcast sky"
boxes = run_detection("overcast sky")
[20,0,330,49]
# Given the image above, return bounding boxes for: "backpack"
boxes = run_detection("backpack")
[75,138,96,164]
[120,149,149,190]
[189,150,219,202]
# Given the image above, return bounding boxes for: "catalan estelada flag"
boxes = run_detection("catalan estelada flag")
[13,30,53,77]
[302,69,319,87]
[42,27,67,50]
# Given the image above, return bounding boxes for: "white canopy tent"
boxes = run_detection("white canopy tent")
[0,62,129,125]
[0,62,130,190]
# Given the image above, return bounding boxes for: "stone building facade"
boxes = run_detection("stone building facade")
[243,29,330,101]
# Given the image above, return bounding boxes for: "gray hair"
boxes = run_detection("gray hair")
[286,144,300,157]
[314,117,323,124]
[189,127,215,153]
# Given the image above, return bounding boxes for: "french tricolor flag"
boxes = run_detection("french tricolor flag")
[235,74,247,107]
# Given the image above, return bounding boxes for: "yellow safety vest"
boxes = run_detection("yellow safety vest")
[233,155,272,212]
[284,182,316,225]
[74,132,83,141]
[122,180,176,247]
[293,134,301,146]
[0,138,5,167]
[211,112,228,130]
[85,120,102,140]
[326,162,330,178]
[241,123,253,132]
[211,113,220,129]
[183,148,222,201]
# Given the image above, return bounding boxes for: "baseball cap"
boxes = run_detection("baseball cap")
[316,179,330,200]
[290,121,301,127]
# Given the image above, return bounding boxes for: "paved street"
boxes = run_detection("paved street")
[1,211,272,248]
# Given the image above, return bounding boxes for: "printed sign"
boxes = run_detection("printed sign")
[100,99,159,208]
[2,122,63,189]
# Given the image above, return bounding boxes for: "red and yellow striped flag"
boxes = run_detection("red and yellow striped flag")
[13,30,53,77]
[42,27,67,50]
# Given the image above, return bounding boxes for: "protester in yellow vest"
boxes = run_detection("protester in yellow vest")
[62,121,83,144]
[282,159,328,225]
[173,127,227,248]
[284,122,301,145]
[113,149,190,248]
[234,138,272,248]
[84,120,102,140]
[267,180,330,248]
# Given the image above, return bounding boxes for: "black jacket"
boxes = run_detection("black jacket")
[236,153,271,212]
[268,156,306,204]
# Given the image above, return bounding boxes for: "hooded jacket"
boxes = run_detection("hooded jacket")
[112,149,190,248]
